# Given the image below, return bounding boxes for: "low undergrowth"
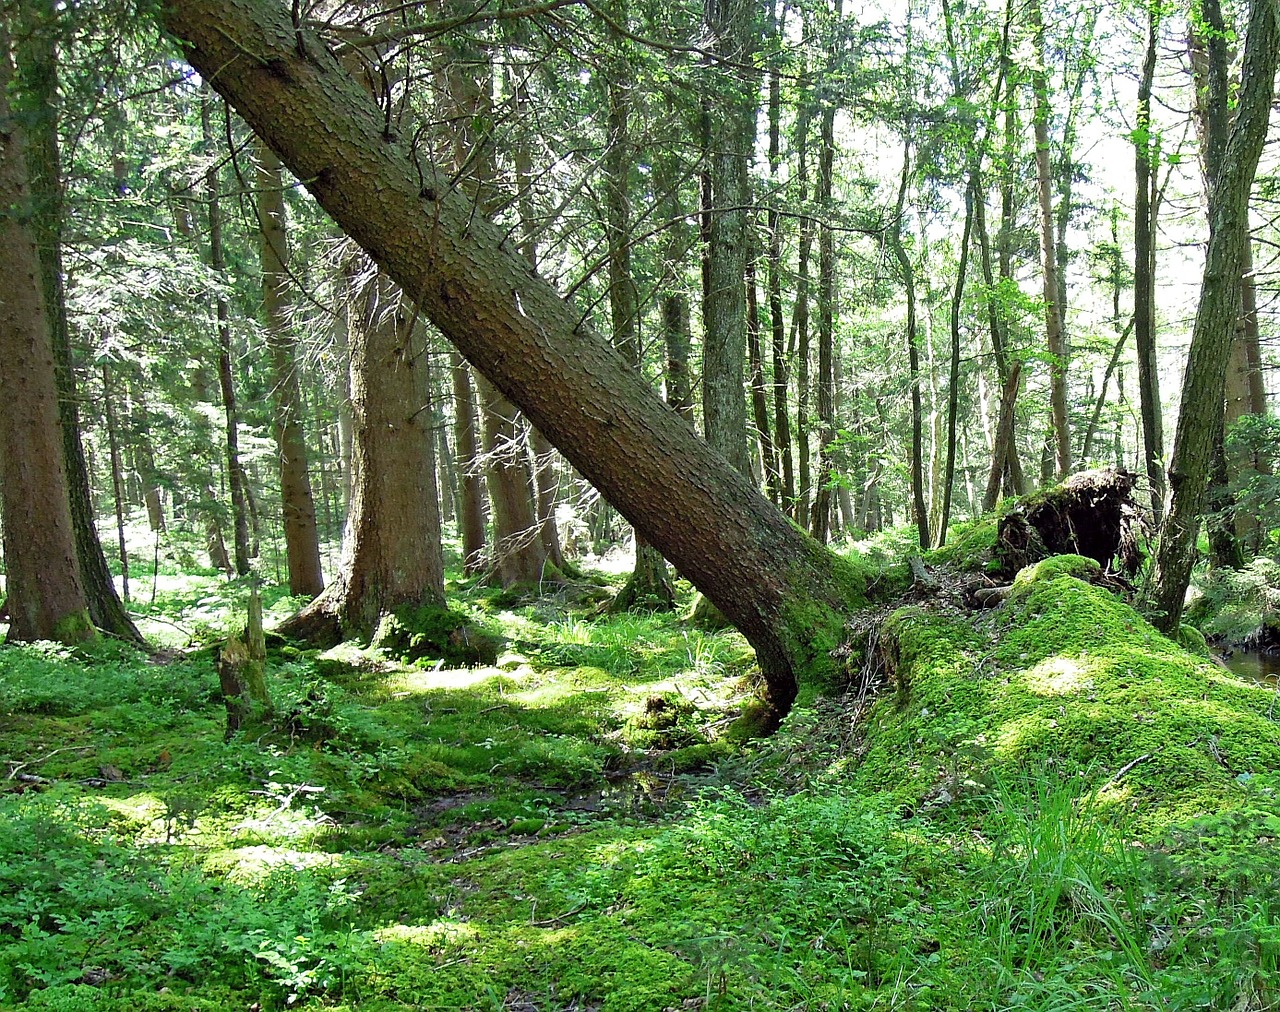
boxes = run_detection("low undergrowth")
[3,546,1280,1010]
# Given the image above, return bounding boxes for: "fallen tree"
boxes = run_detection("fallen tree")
[159,0,866,726]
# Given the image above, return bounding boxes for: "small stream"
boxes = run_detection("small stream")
[1217,649,1280,685]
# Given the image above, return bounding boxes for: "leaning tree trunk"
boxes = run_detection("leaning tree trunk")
[1147,0,1280,634]
[0,21,93,644]
[160,0,864,724]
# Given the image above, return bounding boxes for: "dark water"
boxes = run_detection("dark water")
[1218,649,1280,685]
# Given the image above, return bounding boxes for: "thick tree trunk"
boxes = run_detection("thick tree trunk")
[1147,0,1279,633]
[161,0,863,723]
[0,22,93,644]
[16,2,142,643]
[280,274,446,642]
[256,145,325,597]
[701,0,755,478]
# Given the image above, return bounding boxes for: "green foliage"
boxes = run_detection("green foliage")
[1187,556,1280,644]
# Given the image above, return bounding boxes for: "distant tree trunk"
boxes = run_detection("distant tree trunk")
[602,26,674,609]
[451,352,487,574]
[281,274,446,642]
[1133,5,1165,524]
[655,125,695,424]
[1147,0,1279,633]
[747,248,778,499]
[984,362,1023,512]
[767,5,795,509]
[937,172,975,545]
[889,140,930,548]
[479,378,548,588]
[102,364,130,604]
[810,100,836,544]
[1028,0,1070,479]
[256,144,325,597]
[793,99,814,522]
[15,1,141,643]
[165,0,871,727]
[701,0,756,478]
[202,90,251,576]
[0,22,93,644]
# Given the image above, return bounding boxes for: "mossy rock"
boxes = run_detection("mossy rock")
[373,605,502,666]
[623,694,705,749]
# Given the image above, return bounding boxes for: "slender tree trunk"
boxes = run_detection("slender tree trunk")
[1133,5,1165,524]
[602,23,673,609]
[451,351,487,574]
[1147,0,1279,633]
[747,248,777,498]
[0,21,93,644]
[937,173,975,545]
[767,5,794,509]
[256,144,324,596]
[793,99,814,522]
[15,1,140,642]
[810,100,836,543]
[889,140,930,548]
[202,90,251,576]
[1028,0,1070,479]
[164,0,867,725]
[102,364,130,603]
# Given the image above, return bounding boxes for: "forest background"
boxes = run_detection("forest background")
[4,0,1280,1008]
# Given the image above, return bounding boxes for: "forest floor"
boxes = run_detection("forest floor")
[3,532,1280,1011]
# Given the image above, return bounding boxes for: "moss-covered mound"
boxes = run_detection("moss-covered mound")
[372,605,502,666]
[856,556,1280,829]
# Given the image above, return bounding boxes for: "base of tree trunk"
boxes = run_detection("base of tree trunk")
[610,542,676,614]
[994,468,1143,579]
[687,593,733,631]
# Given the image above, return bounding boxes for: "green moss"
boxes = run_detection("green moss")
[373,605,502,666]
[52,610,96,645]
[925,517,999,572]
[1012,553,1101,591]
[1176,623,1211,658]
[855,574,1280,830]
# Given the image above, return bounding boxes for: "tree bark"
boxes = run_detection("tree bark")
[701,0,756,478]
[0,20,93,644]
[1028,0,1070,479]
[1133,0,1165,523]
[1147,0,1279,633]
[202,90,252,576]
[256,144,325,597]
[160,0,863,723]
[810,100,836,544]
[451,351,487,574]
[767,5,794,510]
[889,140,930,548]
[15,0,141,643]
[280,274,446,642]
